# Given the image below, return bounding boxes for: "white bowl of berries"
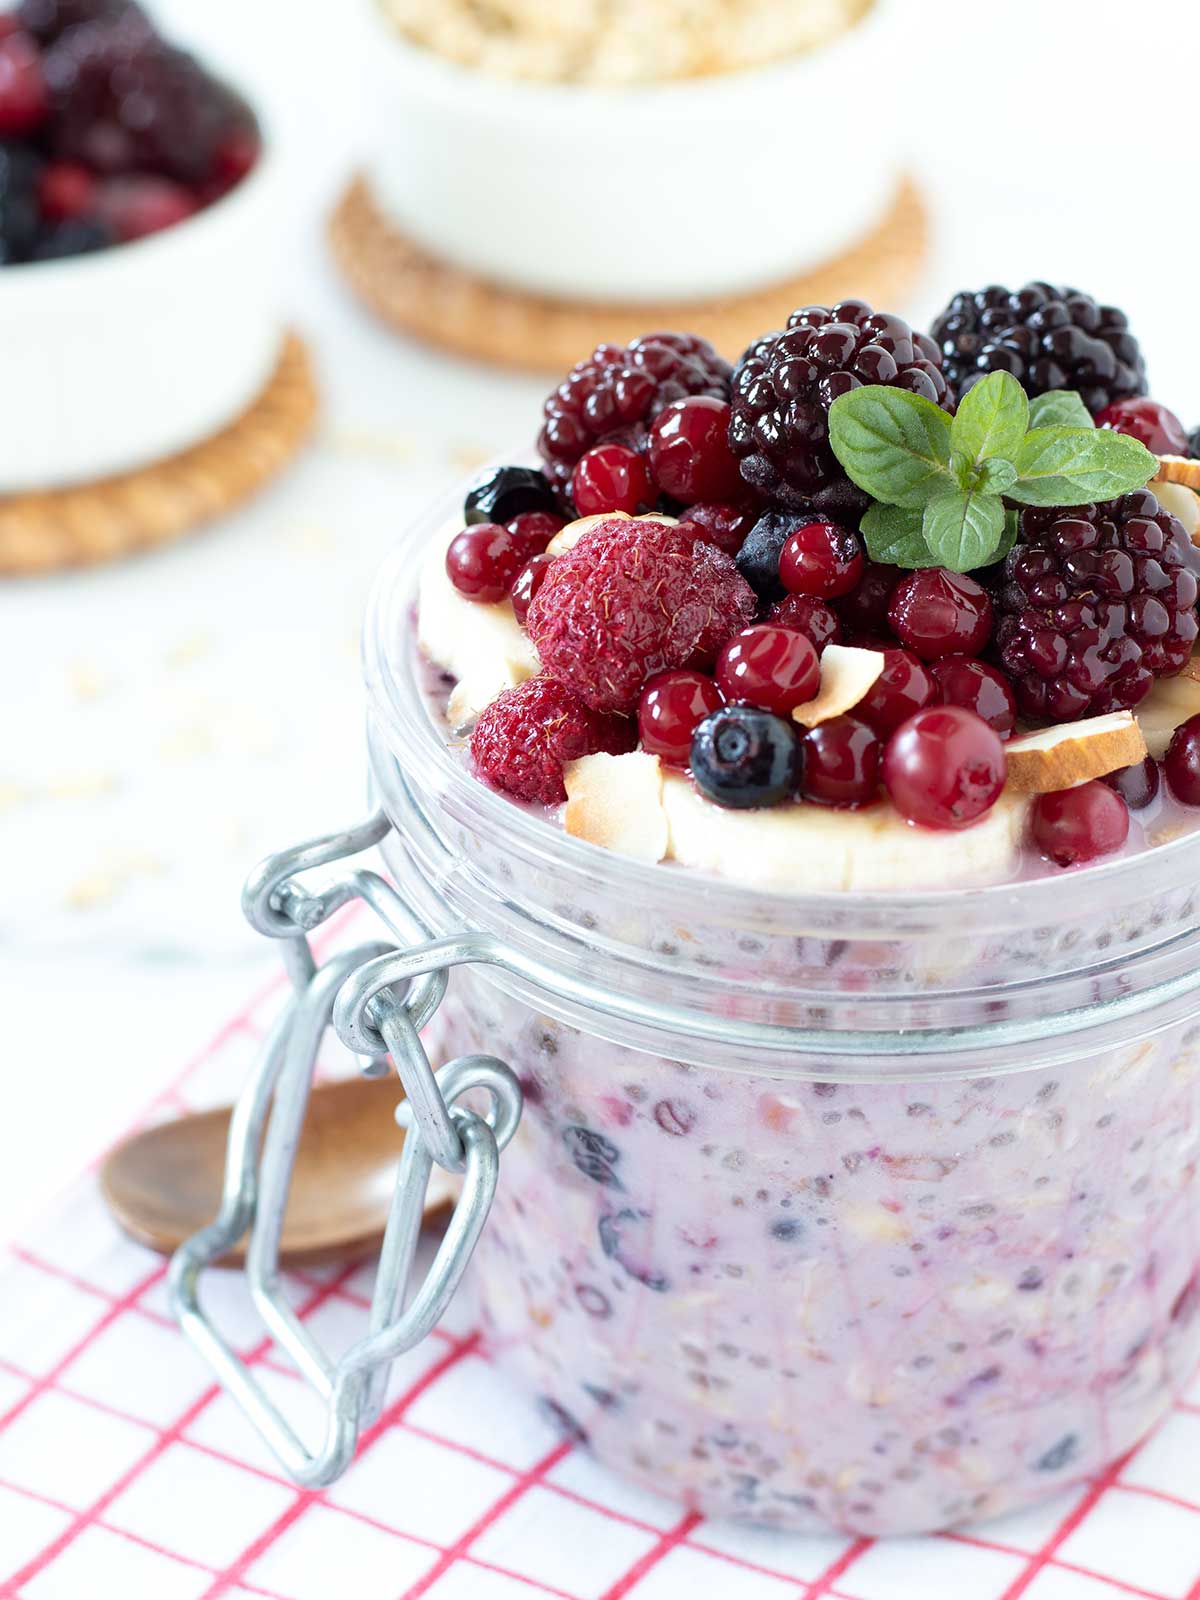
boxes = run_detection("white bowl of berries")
[363,0,900,303]
[0,0,284,493]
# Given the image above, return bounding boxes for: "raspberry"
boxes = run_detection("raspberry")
[930,283,1145,412]
[993,489,1200,721]
[526,518,755,713]
[470,677,633,805]
[728,300,951,515]
[538,332,731,493]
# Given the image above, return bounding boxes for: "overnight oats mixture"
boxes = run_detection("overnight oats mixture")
[395,286,1200,1534]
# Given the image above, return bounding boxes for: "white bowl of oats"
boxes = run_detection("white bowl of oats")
[365,0,900,303]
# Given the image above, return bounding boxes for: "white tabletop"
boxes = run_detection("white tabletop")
[3,0,1199,1239]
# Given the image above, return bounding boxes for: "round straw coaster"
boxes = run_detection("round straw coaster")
[0,332,318,577]
[329,175,929,373]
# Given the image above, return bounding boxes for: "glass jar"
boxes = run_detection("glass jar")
[361,484,1200,1537]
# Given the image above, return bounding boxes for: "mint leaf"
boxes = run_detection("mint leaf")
[921,488,1006,572]
[828,387,954,509]
[976,457,1017,495]
[1027,390,1094,431]
[951,371,1028,474]
[859,502,933,568]
[994,507,1020,565]
[1010,426,1156,506]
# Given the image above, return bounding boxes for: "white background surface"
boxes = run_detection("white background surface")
[3,0,1200,1240]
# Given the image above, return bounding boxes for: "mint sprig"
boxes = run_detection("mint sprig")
[828,373,1156,573]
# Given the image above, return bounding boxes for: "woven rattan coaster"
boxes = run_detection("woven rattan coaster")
[0,332,318,577]
[329,175,929,372]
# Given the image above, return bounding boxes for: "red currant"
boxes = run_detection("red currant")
[882,706,1006,829]
[510,553,554,624]
[446,523,526,603]
[1032,781,1130,867]
[37,160,94,223]
[1164,715,1200,805]
[678,501,752,556]
[888,568,993,660]
[716,624,820,717]
[767,593,843,655]
[0,29,46,137]
[855,648,937,736]
[638,670,723,766]
[779,521,863,600]
[835,559,900,635]
[506,509,564,559]
[647,397,742,504]
[1102,755,1160,811]
[930,656,1016,737]
[1096,397,1189,457]
[799,716,882,807]
[571,443,654,517]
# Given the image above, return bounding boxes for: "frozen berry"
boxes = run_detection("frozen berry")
[0,139,41,261]
[677,501,752,556]
[883,705,1006,829]
[465,464,557,526]
[836,559,900,636]
[571,442,654,517]
[799,715,882,807]
[510,553,553,625]
[30,213,110,256]
[648,396,742,504]
[1102,755,1159,810]
[506,510,564,554]
[446,523,526,603]
[716,624,820,716]
[735,510,811,598]
[36,157,93,220]
[638,670,723,766]
[855,648,937,736]
[1097,397,1189,457]
[0,28,46,135]
[691,704,799,809]
[470,677,632,805]
[889,569,993,660]
[930,656,1016,737]
[527,518,755,713]
[1164,715,1200,805]
[779,520,863,600]
[767,592,842,654]
[1031,781,1129,866]
[95,174,196,240]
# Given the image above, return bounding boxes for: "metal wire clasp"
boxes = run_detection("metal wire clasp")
[168,808,523,1487]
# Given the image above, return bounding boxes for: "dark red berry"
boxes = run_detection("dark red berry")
[677,502,752,556]
[1102,755,1160,810]
[470,676,633,805]
[716,624,820,717]
[507,509,564,554]
[571,443,654,517]
[95,174,197,240]
[1031,781,1130,866]
[648,396,742,504]
[0,27,45,134]
[1164,714,1200,805]
[1096,398,1189,457]
[889,569,993,660]
[446,523,526,603]
[779,520,863,600]
[799,715,882,807]
[638,670,723,766]
[883,705,1006,829]
[767,592,842,654]
[510,553,553,624]
[36,157,93,220]
[930,656,1016,737]
[855,648,937,736]
[835,559,900,636]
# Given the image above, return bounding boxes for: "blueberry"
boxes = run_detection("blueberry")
[599,1208,669,1292]
[691,705,800,809]
[771,1218,804,1242]
[0,142,42,264]
[464,464,557,526]
[563,1125,622,1188]
[31,218,115,261]
[1036,1434,1079,1473]
[735,511,812,598]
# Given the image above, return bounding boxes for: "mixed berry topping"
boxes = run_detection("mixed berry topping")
[638,670,724,768]
[882,706,1007,831]
[571,442,654,517]
[1164,715,1200,806]
[1030,780,1130,867]
[888,569,993,661]
[778,519,863,600]
[690,704,799,808]
[798,715,882,808]
[715,624,820,717]
[470,676,633,805]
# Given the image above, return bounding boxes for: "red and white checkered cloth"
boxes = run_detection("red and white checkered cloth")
[3,930,1200,1600]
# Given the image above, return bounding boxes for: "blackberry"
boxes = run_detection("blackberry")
[931,283,1146,413]
[464,463,556,525]
[538,332,731,493]
[728,300,951,516]
[0,140,42,263]
[993,489,1199,722]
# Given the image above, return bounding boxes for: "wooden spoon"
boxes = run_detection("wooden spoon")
[100,1077,455,1268]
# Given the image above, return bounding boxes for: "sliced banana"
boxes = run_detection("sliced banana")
[1136,660,1200,757]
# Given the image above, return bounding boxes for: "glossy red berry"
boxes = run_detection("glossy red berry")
[1102,755,1160,810]
[638,670,724,766]
[1032,781,1130,866]
[883,706,1006,829]
[446,523,526,603]
[95,176,198,242]
[37,159,94,222]
[716,624,821,717]
[571,443,654,517]
[835,559,900,636]
[855,648,937,736]
[507,509,564,558]
[799,715,882,807]
[678,501,752,556]
[1164,715,1200,805]
[779,520,864,600]
[510,553,554,624]
[0,28,46,135]
[888,568,993,660]
[930,656,1016,737]
[767,593,842,654]
[648,397,742,504]
[1096,398,1189,457]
